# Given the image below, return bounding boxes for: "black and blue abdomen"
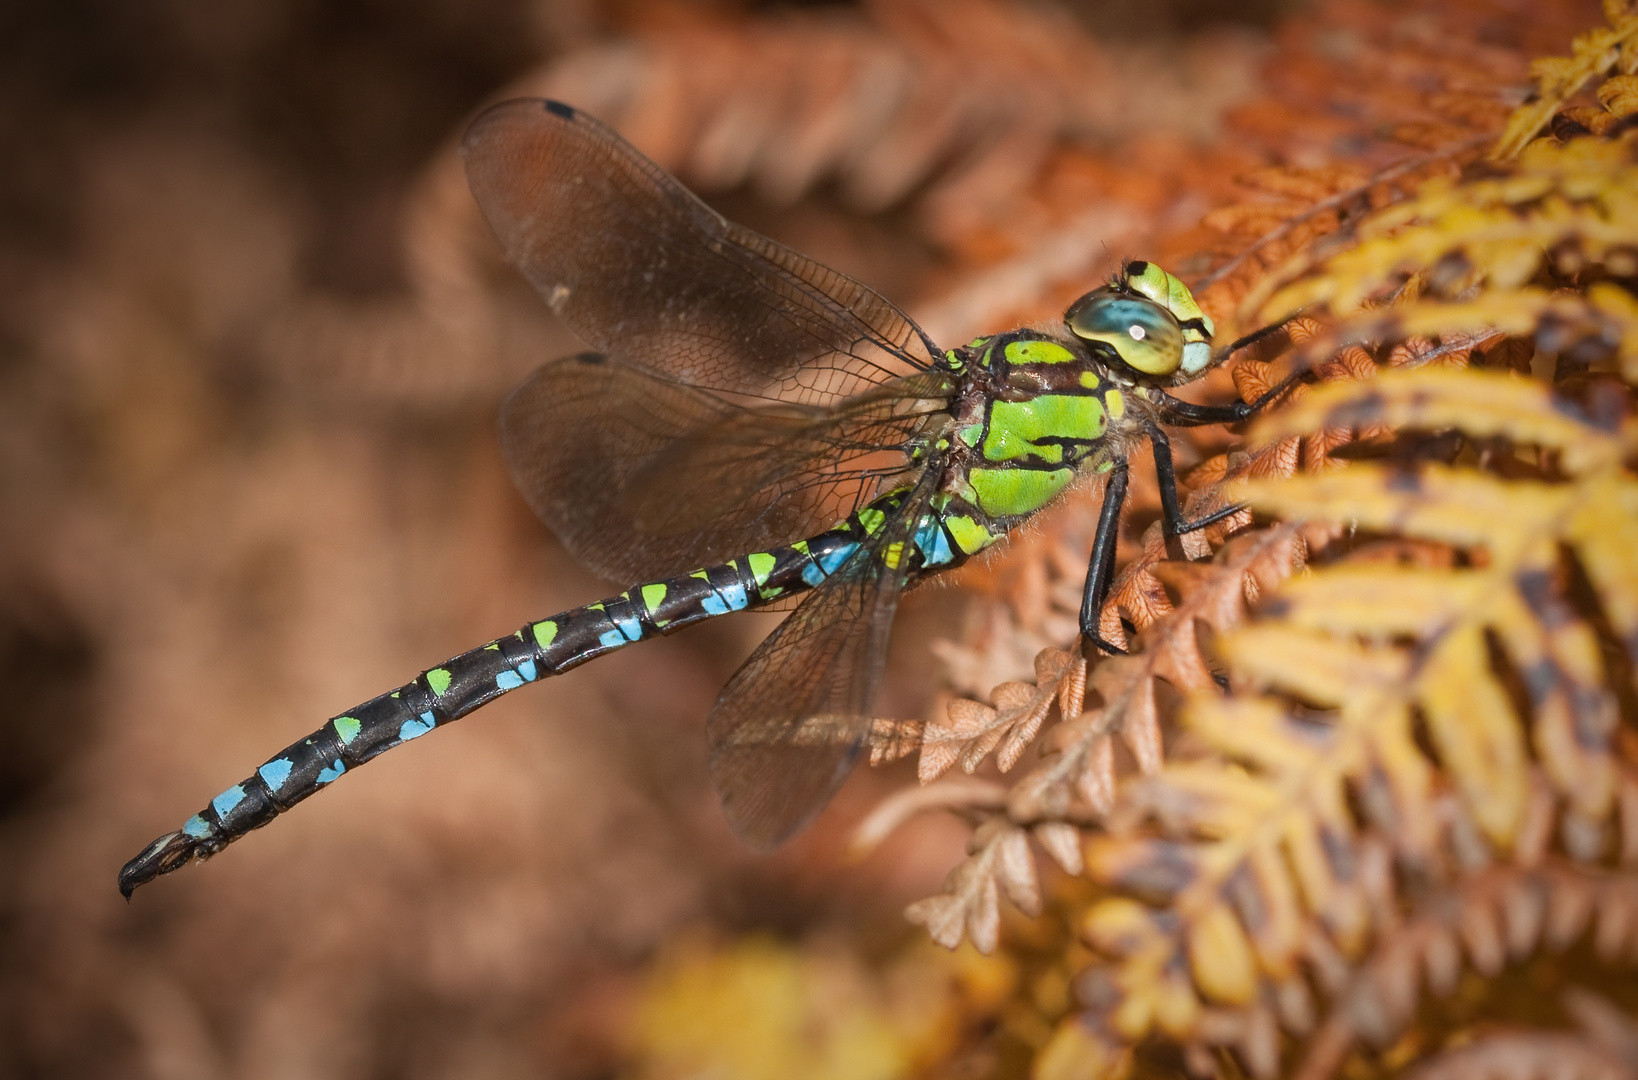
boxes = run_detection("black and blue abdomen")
[119,485,977,894]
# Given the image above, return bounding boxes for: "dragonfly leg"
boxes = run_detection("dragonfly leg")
[1149,425,1248,539]
[1154,371,1304,428]
[1079,459,1130,655]
[1146,429,1237,690]
[1149,371,1306,538]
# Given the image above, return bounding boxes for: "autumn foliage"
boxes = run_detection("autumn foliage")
[845,3,1638,1078]
[5,1,1638,1079]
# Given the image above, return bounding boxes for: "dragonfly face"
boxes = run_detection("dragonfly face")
[1069,260,1218,379]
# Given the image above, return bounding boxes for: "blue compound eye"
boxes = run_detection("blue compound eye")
[1065,293,1184,376]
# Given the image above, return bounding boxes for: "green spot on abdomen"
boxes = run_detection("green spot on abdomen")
[969,466,1074,517]
[747,552,776,585]
[427,668,452,696]
[857,507,886,535]
[532,621,558,649]
[944,514,999,556]
[334,716,361,745]
[641,582,668,610]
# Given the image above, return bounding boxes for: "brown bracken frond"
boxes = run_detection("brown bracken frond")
[871,4,1638,1078]
[1044,365,1638,1077]
[1492,0,1638,160]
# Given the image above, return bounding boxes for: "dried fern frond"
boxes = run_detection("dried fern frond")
[519,0,1262,242]
[1492,0,1638,160]
[875,9,1638,1080]
[1254,135,1638,324]
[1045,362,1638,1079]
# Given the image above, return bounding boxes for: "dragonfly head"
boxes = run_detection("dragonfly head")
[1063,261,1215,383]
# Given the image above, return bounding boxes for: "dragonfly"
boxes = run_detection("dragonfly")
[119,98,1283,896]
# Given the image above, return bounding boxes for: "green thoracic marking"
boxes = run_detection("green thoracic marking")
[641,582,668,610]
[959,422,984,447]
[944,514,996,556]
[982,395,1107,463]
[1078,371,1103,390]
[747,552,776,585]
[968,466,1075,517]
[1105,388,1126,419]
[427,668,452,696]
[857,507,886,535]
[334,716,361,745]
[532,620,558,649]
[1004,339,1076,365]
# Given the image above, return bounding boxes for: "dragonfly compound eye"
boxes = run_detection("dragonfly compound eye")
[1064,293,1185,376]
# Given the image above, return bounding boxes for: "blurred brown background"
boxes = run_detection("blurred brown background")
[0,0,1497,1075]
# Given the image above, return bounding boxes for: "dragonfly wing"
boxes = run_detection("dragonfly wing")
[501,354,951,582]
[705,466,938,848]
[463,98,937,408]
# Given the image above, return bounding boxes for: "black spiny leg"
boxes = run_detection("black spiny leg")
[1149,425,1249,540]
[1154,372,1303,428]
[1079,373,1302,661]
[1148,372,1306,538]
[1079,459,1130,655]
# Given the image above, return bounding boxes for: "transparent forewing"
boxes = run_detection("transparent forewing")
[463,99,937,408]
[705,466,939,849]
[501,354,953,582]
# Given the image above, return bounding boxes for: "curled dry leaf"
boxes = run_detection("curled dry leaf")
[916,648,1082,782]
[905,817,1038,953]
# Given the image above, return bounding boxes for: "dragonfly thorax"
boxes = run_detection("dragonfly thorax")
[934,329,1132,525]
[929,260,1219,535]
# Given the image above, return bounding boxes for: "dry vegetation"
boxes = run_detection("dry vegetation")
[2,1,1634,1079]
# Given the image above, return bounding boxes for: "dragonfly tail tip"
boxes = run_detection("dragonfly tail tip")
[118,830,204,898]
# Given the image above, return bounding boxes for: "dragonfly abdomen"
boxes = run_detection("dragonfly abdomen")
[118,487,970,896]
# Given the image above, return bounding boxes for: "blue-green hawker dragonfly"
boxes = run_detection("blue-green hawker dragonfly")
[119,99,1282,896]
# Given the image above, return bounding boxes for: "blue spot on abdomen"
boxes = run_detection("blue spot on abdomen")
[212,785,247,818]
[916,520,955,567]
[495,670,524,691]
[399,713,435,742]
[257,758,294,792]
[316,760,346,784]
